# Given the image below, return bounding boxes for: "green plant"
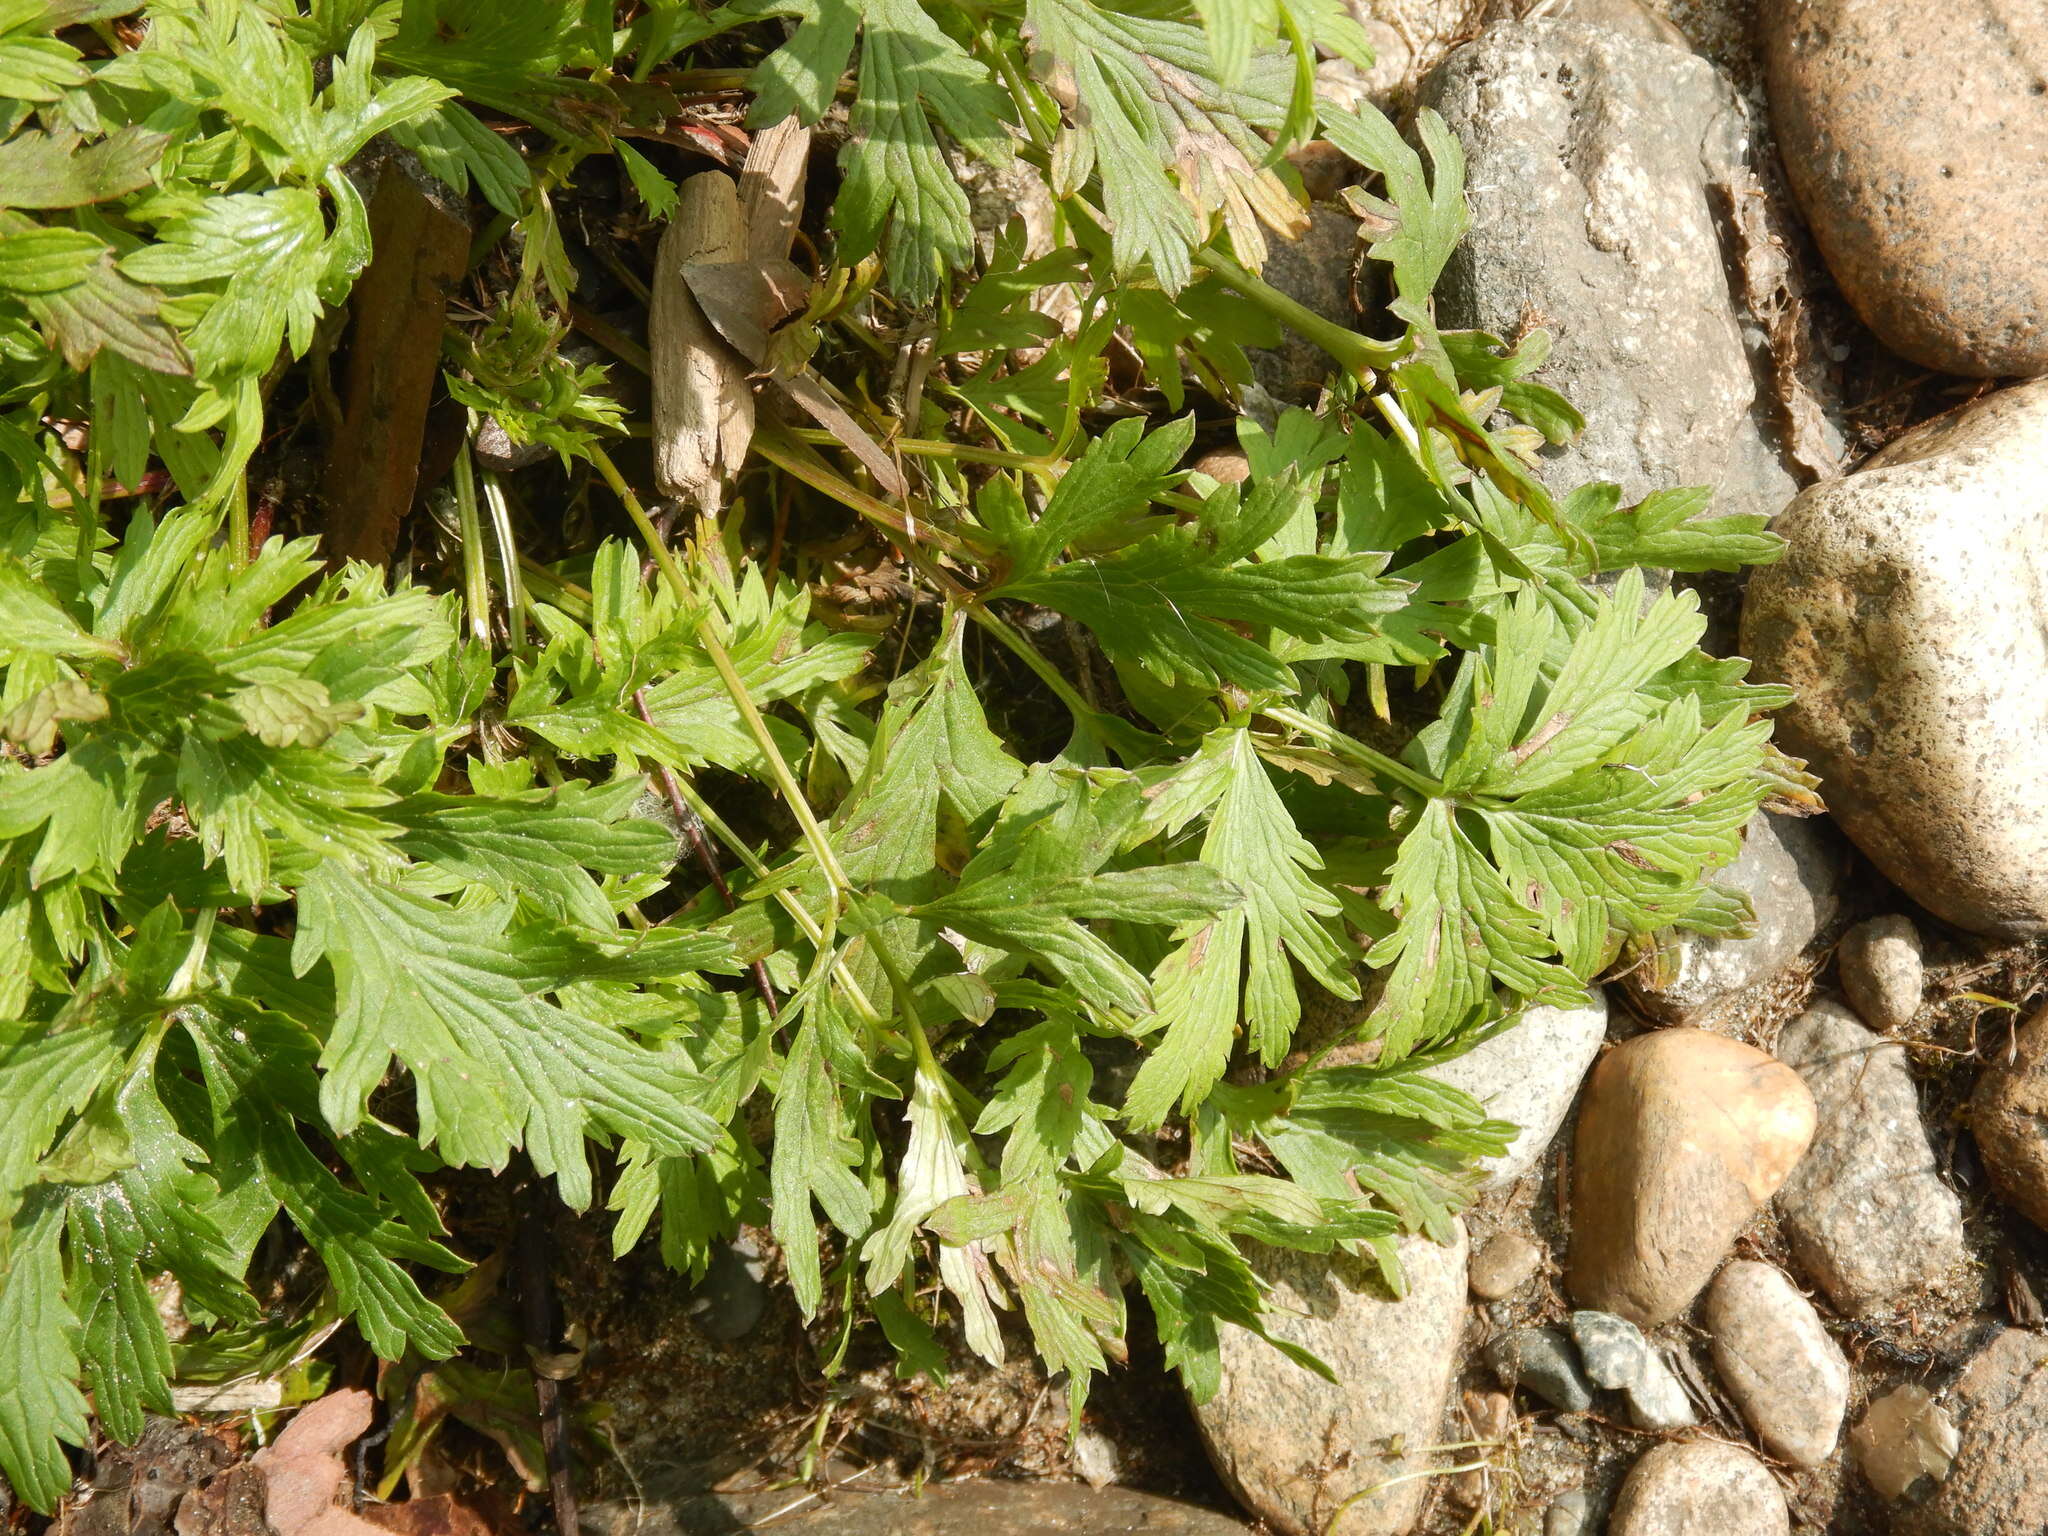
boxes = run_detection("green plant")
[0,0,1803,1512]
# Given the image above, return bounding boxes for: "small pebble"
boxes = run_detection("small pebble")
[1485,1326,1595,1412]
[1544,1487,1600,1536]
[1189,447,1250,485]
[1838,914,1925,1032]
[686,1237,768,1341]
[1570,1311,1698,1431]
[1853,1383,1959,1502]
[1469,1231,1544,1300]
[1450,1391,1516,1508]
[1070,1426,1119,1489]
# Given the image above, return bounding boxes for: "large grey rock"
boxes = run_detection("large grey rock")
[1743,382,2048,936]
[1624,812,1841,1025]
[1705,1260,1850,1468]
[1773,1002,1969,1315]
[1426,994,1607,1188]
[1193,1227,1467,1536]
[1608,1442,1788,1536]
[1924,1329,2048,1535]
[583,1481,1252,1536]
[1419,20,1797,525]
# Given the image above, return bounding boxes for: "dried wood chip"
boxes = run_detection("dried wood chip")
[322,166,471,566]
[650,172,753,509]
[738,117,810,266]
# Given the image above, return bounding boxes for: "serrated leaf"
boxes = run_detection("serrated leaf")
[770,1005,874,1318]
[0,210,186,374]
[294,864,725,1209]
[0,127,170,210]
[386,781,678,928]
[1002,525,1411,695]
[832,0,1011,304]
[1025,0,1302,287]
[65,1181,175,1444]
[1563,483,1786,575]
[0,1195,90,1514]
[615,139,679,218]
[1326,102,1467,327]
[120,188,328,377]
[1123,729,1357,1126]
[180,1004,466,1361]
[1364,797,1576,1059]
[228,676,364,749]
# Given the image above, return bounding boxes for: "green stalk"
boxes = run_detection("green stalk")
[1264,703,1444,799]
[1196,242,1407,378]
[479,466,530,653]
[785,426,1060,479]
[752,423,984,565]
[658,769,889,1030]
[517,556,593,621]
[589,443,853,911]
[451,441,491,645]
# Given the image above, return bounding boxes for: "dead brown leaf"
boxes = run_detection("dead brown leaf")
[356,1495,507,1536]
[253,1391,387,1536]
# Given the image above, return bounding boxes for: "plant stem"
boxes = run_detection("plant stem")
[752,423,984,565]
[452,441,491,645]
[590,442,853,916]
[1196,242,1406,378]
[785,426,1059,478]
[1264,703,1444,799]
[479,467,530,653]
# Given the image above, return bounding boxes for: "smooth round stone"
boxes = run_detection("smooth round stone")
[1569,1029,1817,1325]
[1705,1261,1850,1468]
[1838,914,1926,1033]
[1742,381,2048,936]
[1609,1441,1789,1536]
[1762,0,2048,377]
[1970,1004,2048,1231]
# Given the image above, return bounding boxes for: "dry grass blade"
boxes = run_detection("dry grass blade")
[650,171,754,509]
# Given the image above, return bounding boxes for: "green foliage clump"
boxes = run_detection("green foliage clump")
[0,0,1801,1512]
